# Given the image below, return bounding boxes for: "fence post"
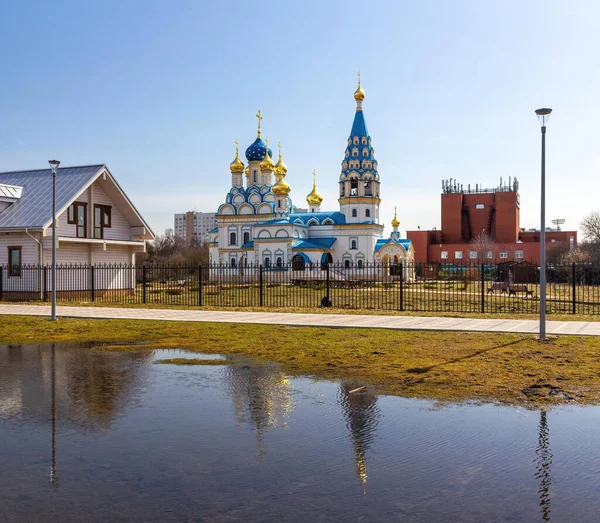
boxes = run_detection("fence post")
[91,265,95,302]
[572,262,576,315]
[259,264,264,307]
[43,266,47,301]
[198,265,203,307]
[326,262,330,304]
[0,266,3,301]
[481,262,485,314]
[142,265,147,304]
[399,261,404,311]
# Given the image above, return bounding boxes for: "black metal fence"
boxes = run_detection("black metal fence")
[1,262,600,315]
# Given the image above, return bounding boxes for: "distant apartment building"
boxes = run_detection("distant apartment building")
[174,211,216,245]
[407,178,577,265]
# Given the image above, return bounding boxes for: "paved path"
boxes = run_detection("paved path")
[1,304,600,336]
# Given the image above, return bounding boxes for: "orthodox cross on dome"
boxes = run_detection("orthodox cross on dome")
[256,110,262,137]
[278,141,282,156]
[312,169,317,186]
[234,138,239,154]
[358,71,361,87]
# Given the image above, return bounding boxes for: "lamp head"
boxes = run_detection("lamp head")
[48,160,60,173]
[535,108,552,126]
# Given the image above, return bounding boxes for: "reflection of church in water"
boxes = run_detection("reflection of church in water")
[222,357,296,458]
[338,382,380,486]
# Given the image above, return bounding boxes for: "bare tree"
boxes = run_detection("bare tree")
[581,211,600,243]
[139,229,209,266]
[470,231,494,261]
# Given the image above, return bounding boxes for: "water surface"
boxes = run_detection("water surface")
[1,343,599,522]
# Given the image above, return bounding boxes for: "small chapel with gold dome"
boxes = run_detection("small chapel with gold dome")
[207,77,414,272]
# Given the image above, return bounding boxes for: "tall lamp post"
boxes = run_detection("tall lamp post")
[535,108,552,340]
[48,160,60,322]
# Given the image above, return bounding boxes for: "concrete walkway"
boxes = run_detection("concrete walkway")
[1,304,600,336]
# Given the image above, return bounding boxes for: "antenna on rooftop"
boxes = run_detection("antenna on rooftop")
[551,218,565,231]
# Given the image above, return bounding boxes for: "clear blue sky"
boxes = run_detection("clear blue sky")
[1,1,598,238]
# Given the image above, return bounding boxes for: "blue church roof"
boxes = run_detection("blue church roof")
[350,110,369,138]
[292,237,337,250]
[374,238,412,253]
[289,211,346,225]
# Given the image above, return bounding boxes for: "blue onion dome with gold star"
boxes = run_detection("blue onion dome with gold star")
[340,73,379,179]
[245,110,273,161]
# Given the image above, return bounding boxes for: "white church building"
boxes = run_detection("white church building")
[208,78,414,274]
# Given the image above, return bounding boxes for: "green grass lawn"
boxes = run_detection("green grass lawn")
[2,315,600,406]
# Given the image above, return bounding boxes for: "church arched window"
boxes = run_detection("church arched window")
[361,137,367,145]
[353,137,359,145]
[352,148,358,157]
[344,260,350,269]
[363,148,369,157]
[230,258,237,267]
[351,239,357,250]
[264,257,271,268]
[276,257,283,267]
[352,209,357,218]
[358,259,364,268]
[365,209,370,218]
[229,232,237,245]
[243,231,250,244]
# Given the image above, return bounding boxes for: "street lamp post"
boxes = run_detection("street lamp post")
[535,109,552,340]
[48,160,60,322]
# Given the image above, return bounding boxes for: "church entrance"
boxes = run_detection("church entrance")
[292,254,306,271]
[321,252,333,270]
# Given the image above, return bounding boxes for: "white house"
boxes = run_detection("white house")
[0,164,154,296]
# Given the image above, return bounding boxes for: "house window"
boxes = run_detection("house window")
[515,250,523,259]
[500,251,508,259]
[229,232,237,245]
[441,251,448,259]
[455,251,463,259]
[469,251,477,259]
[352,209,357,218]
[94,205,111,239]
[8,247,22,277]
[350,239,358,250]
[243,232,250,244]
[68,202,87,237]
[487,251,493,259]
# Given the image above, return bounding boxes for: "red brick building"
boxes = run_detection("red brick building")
[407,178,577,265]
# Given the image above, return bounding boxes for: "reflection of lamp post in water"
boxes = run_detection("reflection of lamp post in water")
[49,343,59,486]
[535,410,552,521]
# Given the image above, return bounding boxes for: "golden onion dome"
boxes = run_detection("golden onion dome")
[391,206,400,227]
[354,71,365,102]
[260,137,275,171]
[306,169,323,205]
[230,139,245,173]
[272,173,291,195]
[274,142,288,175]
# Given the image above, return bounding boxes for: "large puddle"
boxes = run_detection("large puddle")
[1,343,600,522]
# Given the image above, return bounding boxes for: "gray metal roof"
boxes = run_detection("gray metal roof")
[0,165,105,229]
